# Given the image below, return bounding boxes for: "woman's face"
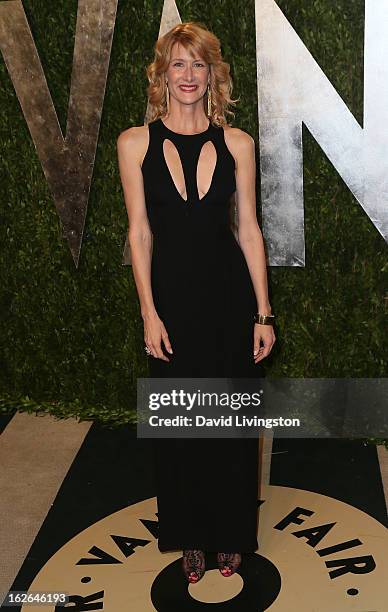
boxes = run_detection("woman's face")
[165,42,209,107]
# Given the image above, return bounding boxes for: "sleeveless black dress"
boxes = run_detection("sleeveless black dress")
[141,117,265,553]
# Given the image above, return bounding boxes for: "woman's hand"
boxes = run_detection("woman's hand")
[143,311,173,361]
[253,323,276,363]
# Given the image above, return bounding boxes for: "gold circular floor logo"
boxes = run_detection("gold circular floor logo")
[22,485,387,610]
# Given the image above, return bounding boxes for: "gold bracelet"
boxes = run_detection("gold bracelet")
[254,313,275,325]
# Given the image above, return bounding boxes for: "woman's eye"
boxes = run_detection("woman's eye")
[172,62,205,67]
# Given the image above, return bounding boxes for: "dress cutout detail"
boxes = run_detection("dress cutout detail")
[162,137,218,202]
[141,117,265,553]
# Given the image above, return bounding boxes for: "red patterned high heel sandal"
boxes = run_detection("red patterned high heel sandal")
[217,552,242,577]
[182,549,205,583]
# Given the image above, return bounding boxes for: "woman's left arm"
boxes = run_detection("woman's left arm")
[227,128,276,363]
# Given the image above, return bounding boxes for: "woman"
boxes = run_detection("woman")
[117,21,275,583]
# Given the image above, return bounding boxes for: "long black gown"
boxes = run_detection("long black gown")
[141,116,265,553]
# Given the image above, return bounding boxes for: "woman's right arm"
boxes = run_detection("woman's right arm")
[116,127,173,361]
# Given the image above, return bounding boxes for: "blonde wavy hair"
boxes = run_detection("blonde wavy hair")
[144,21,239,127]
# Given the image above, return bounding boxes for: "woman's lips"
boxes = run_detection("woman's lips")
[179,85,198,92]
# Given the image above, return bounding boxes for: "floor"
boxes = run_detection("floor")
[0,412,387,611]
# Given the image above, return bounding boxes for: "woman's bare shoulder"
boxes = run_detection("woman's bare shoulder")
[223,124,255,166]
[117,124,150,166]
[223,124,255,147]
